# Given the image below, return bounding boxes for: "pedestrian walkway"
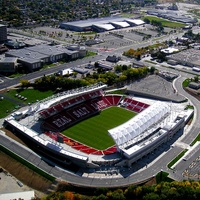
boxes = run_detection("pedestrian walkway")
[174,141,191,149]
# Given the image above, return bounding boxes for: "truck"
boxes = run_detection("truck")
[192,67,200,72]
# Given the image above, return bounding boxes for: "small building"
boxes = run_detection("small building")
[132,60,145,68]
[4,40,26,49]
[167,59,178,65]
[72,67,88,74]
[98,61,113,71]
[188,82,200,90]
[161,47,179,54]
[106,55,120,63]
[0,57,18,73]
[0,190,35,200]
[57,68,73,76]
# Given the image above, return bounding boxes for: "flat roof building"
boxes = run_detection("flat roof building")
[60,17,145,32]
[0,57,18,73]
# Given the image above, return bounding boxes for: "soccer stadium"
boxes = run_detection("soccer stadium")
[3,82,193,175]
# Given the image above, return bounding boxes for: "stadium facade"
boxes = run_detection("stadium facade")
[3,83,193,172]
[60,17,145,32]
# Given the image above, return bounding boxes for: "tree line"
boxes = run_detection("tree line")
[33,180,200,200]
[20,65,151,91]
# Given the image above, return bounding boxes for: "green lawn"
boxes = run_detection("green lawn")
[62,107,136,150]
[0,98,17,118]
[0,89,55,118]
[4,89,54,105]
[143,16,185,28]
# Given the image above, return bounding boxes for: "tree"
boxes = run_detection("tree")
[143,192,161,200]
[20,79,30,88]
[193,75,199,82]
[149,66,156,74]
[144,18,150,24]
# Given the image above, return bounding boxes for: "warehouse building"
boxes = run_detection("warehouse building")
[5,44,86,72]
[60,17,145,32]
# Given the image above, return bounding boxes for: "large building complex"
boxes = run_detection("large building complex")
[60,17,145,32]
[1,44,86,72]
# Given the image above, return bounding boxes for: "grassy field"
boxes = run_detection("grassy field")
[0,89,54,118]
[143,16,185,28]
[62,107,136,150]
[5,88,54,104]
[0,99,17,118]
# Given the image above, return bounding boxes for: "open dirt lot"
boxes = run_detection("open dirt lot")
[0,151,53,197]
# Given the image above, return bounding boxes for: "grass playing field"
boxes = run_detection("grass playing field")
[0,89,55,118]
[62,106,136,150]
[143,16,185,28]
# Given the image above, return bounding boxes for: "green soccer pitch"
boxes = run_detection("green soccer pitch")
[62,106,136,150]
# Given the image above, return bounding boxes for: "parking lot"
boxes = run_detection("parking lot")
[22,24,166,52]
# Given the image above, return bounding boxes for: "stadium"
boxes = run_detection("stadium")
[3,82,193,176]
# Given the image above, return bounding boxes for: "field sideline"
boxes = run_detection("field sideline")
[62,106,137,150]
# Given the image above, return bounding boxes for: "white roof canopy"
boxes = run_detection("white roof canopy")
[93,23,115,30]
[108,101,170,146]
[111,21,130,27]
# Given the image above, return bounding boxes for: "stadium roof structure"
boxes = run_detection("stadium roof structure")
[35,82,107,111]
[108,101,170,146]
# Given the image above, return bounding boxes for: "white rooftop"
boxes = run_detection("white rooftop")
[93,23,115,30]
[126,19,145,25]
[111,21,130,27]
[0,191,35,200]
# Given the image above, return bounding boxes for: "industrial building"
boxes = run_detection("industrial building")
[5,44,86,72]
[60,17,145,32]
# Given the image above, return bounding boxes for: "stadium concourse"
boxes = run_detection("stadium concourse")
[3,82,193,176]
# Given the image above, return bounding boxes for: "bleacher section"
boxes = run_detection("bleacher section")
[122,97,149,113]
[39,90,104,119]
[44,131,118,155]
[42,102,99,131]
